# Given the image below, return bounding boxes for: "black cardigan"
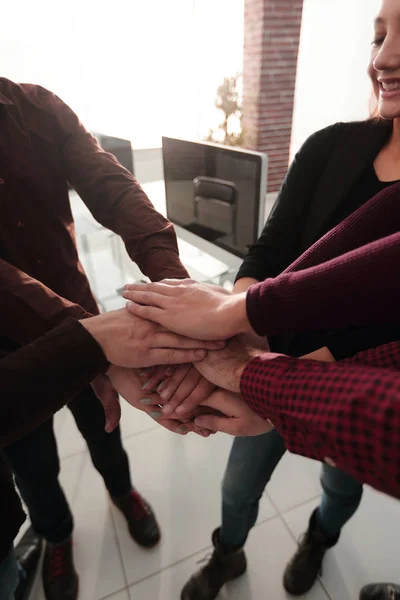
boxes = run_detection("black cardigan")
[237,119,397,356]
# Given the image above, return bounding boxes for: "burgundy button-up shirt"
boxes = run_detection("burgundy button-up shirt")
[0,77,187,345]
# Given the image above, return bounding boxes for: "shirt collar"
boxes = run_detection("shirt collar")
[0,91,14,105]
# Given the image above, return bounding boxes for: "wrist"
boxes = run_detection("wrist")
[232,349,262,393]
[229,292,252,335]
[79,316,108,357]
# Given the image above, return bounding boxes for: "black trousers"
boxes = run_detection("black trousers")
[4,387,132,543]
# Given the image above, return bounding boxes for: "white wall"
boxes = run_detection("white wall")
[291,0,381,157]
[1,0,244,148]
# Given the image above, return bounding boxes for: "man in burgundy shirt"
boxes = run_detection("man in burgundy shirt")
[0,76,191,600]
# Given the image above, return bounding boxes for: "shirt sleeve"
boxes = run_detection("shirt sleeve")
[235,124,341,283]
[240,341,400,499]
[0,319,108,448]
[0,258,90,347]
[246,231,400,337]
[32,86,188,282]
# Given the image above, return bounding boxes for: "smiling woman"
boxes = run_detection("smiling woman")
[370,0,400,183]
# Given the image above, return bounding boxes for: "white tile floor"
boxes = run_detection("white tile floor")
[27,409,400,600]
[22,192,400,600]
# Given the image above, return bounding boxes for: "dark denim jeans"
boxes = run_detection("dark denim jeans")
[0,548,19,600]
[219,430,363,550]
[4,387,132,544]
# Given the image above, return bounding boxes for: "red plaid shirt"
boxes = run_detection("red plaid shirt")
[241,341,400,499]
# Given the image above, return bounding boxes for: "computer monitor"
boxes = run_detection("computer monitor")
[162,137,267,263]
[95,134,134,176]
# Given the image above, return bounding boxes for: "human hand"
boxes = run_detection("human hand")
[194,336,280,393]
[123,279,251,340]
[91,373,121,433]
[108,366,214,437]
[80,307,225,368]
[140,364,216,417]
[194,389,274,436]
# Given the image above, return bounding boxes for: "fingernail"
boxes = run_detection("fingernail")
[157,381,165,392]
[141,380,151,390]
[162,404,174,416]
[150,410,162,419]
[177,425,188,434]
[140,398,154,405]
[176,405,187,415]
[140,368,149,376]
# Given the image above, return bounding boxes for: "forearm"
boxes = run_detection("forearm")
[240,347,400,499]
[0,320,108,447]
[0,258,90,347]
[246,232,400,337]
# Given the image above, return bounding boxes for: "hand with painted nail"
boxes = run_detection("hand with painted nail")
[108,366,212,437]
[140,364,216,419]
[81,307,226,368]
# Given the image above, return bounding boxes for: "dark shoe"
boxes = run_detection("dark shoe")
[360,583,400,599]
[181,528,247,600]
[42,537,78,600]
[113,490,161,548]
[14,526,43,600]
[283,509,339,596]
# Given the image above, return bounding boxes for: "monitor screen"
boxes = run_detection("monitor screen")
[162,137,267,258]
[96,134,134,176]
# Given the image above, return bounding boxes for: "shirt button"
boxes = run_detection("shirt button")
[325,457,336,467]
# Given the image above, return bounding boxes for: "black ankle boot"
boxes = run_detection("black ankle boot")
[283,509,339,596]
[360,583,400,599]
[181,528,247,600]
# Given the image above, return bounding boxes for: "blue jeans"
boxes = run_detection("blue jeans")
[219,431,363,550]
[0,548,19,600]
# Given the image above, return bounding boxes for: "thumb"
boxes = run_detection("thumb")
[92,374,121,432]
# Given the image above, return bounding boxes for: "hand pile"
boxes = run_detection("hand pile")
[82,278,278,438]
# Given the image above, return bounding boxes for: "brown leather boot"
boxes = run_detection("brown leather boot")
[42,537,78,600]
[181,528,246,600]
[283,509,339,596]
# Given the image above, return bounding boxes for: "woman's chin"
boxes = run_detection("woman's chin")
[378,103,400,120]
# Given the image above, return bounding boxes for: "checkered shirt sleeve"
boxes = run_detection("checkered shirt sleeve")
[240,341,400,499]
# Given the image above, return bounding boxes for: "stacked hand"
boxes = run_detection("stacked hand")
[83,279,338,439]
[80,306,226,435]
[120,279,277,436]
